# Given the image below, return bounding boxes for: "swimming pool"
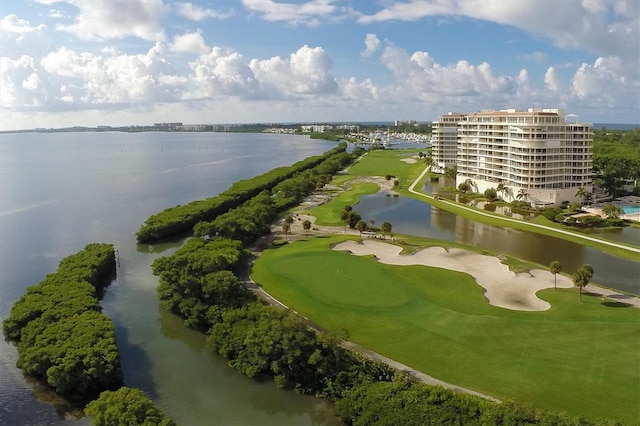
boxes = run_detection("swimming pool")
[622,205,640,214]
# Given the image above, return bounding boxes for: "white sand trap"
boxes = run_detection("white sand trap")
[333,240,573,311]
[400,157,417,164]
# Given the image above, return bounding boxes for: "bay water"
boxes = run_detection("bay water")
[0,131,637,425]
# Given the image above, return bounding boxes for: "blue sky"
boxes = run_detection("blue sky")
[1,0,638,130]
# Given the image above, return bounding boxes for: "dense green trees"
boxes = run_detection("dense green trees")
[335,376,601,426]
[593,128,640,196]
[136,144,349,243]
[152,237,254,332]
[2,244,122,399]
[85,387,175,426]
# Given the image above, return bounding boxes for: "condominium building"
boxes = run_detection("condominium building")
[454,108,593,207]
[431,112,466,173]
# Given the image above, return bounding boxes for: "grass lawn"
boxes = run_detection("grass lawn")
[312,182,379,226]
[251,236,640,424]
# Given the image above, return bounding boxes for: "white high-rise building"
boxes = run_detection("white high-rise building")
[453,108,593,207]
[431,112,466,172]
[431,108,593,207]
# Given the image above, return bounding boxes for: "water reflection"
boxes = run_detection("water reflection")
[355,193,640,295]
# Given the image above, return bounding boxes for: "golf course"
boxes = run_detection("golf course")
[250,149,640,423]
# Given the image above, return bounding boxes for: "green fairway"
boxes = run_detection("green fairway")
[251,236,640,424]
[349,149,426,187]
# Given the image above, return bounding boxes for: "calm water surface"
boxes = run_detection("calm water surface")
[355,192,640,295]
[0,131,340,425]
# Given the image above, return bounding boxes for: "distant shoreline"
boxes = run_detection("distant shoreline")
[1,122,638,134]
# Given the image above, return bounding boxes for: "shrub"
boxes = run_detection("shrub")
[484,203,497,212]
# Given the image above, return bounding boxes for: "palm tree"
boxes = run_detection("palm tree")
[575,187,590,205]
[573,264,594,302]
[516,188,528,201]
[355,220,368,236]
[549,261,562,289]
[602,203,624,219]
[496,183,506,199]
[444,166,457,181]
[302,219,311,236]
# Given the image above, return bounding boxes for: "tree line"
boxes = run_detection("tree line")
[136,143,351,243]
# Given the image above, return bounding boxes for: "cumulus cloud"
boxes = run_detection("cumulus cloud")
[361,33,380,57]
[377,44,515,101]
[544,67,562,93]
[187,48,259,98]
[51,0,166,41]
[250,45,339,96]
[175,2,232,21]
[36,43,181,106]
[170,31,209,54]
[572,56,628,101]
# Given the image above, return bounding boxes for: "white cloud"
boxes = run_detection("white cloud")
[37,43,180,106]
[174,2,232,21]
[361,33,380,57]
[170,31,209,54]
[572,56,628,102]
[250,45,339,96]
[377,44,515,100]
[187,47,259,98]
[241,0,345,25]
[52,0,166,41]
[544,67,562,93]
[0,14,47,34]
[357,1,639,75]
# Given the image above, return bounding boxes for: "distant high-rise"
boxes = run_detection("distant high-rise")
[433,108,593,207]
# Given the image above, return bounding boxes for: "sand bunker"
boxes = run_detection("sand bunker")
[400,157,418,164]
[333,240,573,311]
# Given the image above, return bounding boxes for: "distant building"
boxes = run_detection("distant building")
[180,124,213,131]
[336,124,360,132]
[301,124,334,133]
[433,108,593,207]
[395,120,417,126]
[153,122,182,130]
